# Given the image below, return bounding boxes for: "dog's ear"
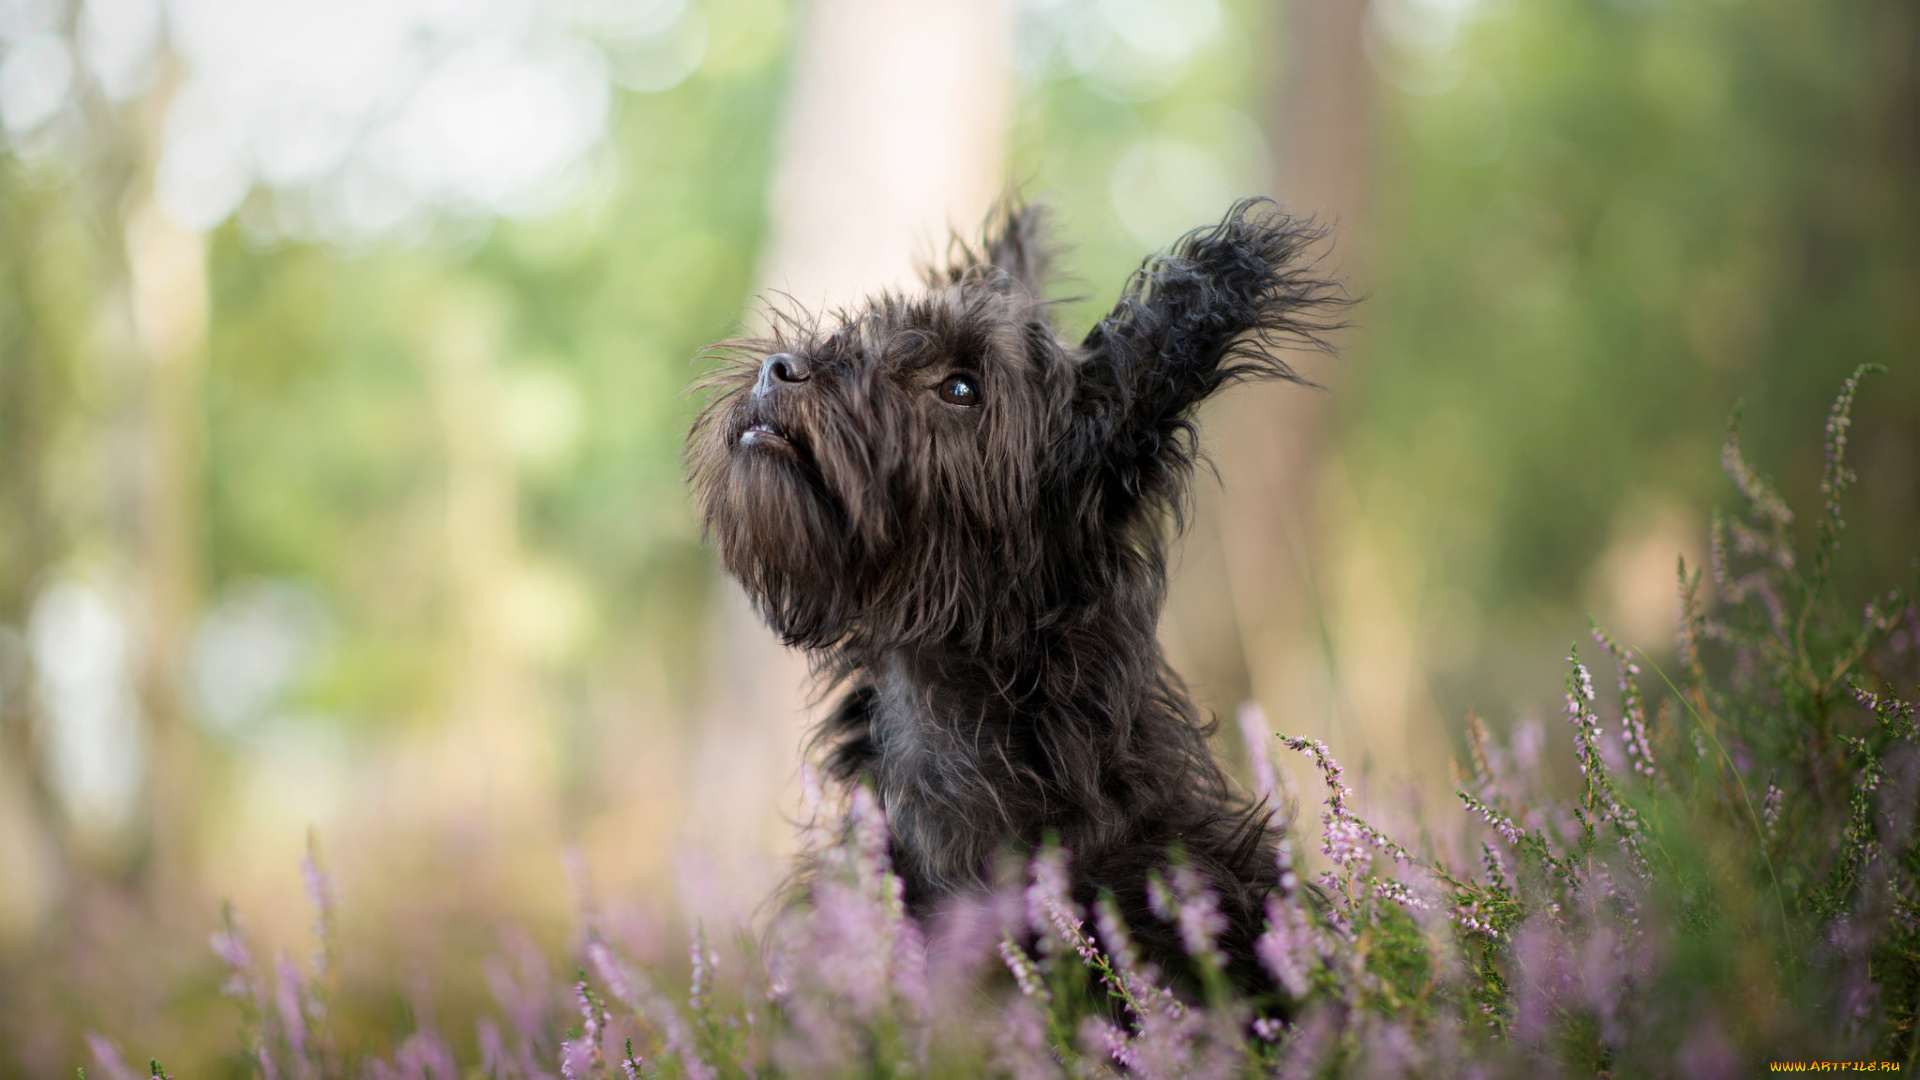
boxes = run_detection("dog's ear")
[980,200,1051,297]
[1063,200,1346,519]
[934,200,1053,299]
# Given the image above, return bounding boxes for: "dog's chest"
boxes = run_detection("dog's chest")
[863,671,1017,893]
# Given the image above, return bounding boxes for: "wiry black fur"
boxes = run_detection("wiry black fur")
[686,199,1346,992]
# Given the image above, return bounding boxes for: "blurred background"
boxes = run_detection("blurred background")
[0,0,1914,1070]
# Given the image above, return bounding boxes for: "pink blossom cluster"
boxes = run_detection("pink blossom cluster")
[1450,899,1502,941]
[1457,789,1523,847]
[1145,865,1228,971]
[1591,626,1658,782]
[1278,734,1419,873]
[1563,651,1648,876]
[1762,777,1783,842]
[1852,682,1919,740]
[1003,845,1259,1076]
[1821,364,1867,522]
[1256,896,1317,998]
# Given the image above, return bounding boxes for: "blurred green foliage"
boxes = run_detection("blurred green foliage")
[1350,0,1917,716]
[1,0,1916,1072]
[200,64,788,722]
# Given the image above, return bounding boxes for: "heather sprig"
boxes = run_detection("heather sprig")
[1276,734,1422,918]
[1455,789,1521,849]
[1562,646,1649,879]
[209,905,280,1080]
[1592,624,1659,785]
[1808,365,1881,597]
[1853,681,1919,742]
[1020,846,1154,1021]
[1237,700,1287,818]
[587,938,715,1080]
[1255,895,1317,998]
[1720,404,1794,541]
[997,935,1050,1005]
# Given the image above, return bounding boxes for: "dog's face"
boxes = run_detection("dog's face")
[687,202,1336,654]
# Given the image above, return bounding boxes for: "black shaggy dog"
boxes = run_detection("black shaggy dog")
[686,199,1344,990]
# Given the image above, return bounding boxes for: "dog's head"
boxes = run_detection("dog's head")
[686,200,1341,655]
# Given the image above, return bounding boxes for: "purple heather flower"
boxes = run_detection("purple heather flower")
[375,1031,459,1080]
[1511,718,1544,774]
[997,936,1049,1002]
[1481,841,1507,885]
[1090,893,1167,1020]
[1511,921,1571,1045]
[1563,650,1649,877]
[300,843,337,977]
[1274,833,1299,898]
[687,923,715,1013]
[1024,845,1081,945]
[1078,1015,1138,1069]
[588,940,714,1080]
[1721,421,1794,530]
[1592,626,1658,782]
[1676,1017,1741,1080]
[810,876,900,1016]
[1451,900,1500,942]
[209,909,262,1009]
[1370,877,1428,910]
[1236,699,1280,809]
[797,762,831,851]
[275,952,312,1072]
[889,909,932,1023]
[475,1022,513,1080]
[1145,871,1175,923]
[1168,865,1228,968]
[1762,776,1783,841]
[1125,997,1206,1078]
[1024,849,1115,992]
[1323,815,1368,871]
[1275,1008,1336,1080]
[210,923,253,977]
[572,979,608,1076]
[1257,897,1315,998]
[1457,790,1523,847]
[1822,365,1867,523]
[485,931,556,1062]
[1853,681,1920,740]
[1356,1019,1425,1078]
[925,886,1023,1007]
[84,1033,140,1080]
[845,785,891,879]
[1279,733,1422,921]
[993,998,1060,1080]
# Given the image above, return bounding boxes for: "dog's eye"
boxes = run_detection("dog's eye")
[937,375,981,408]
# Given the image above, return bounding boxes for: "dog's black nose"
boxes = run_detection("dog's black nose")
[754,352,810,397]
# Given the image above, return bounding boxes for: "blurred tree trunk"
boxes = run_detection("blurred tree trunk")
[118,66,209,893]
[0,18,204,903]
[421,285,560,845]
[1175,0,1438,797]
[691,0,1013,860]
[0,177,76,936]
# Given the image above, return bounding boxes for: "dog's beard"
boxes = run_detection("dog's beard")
[694,390,893,647]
